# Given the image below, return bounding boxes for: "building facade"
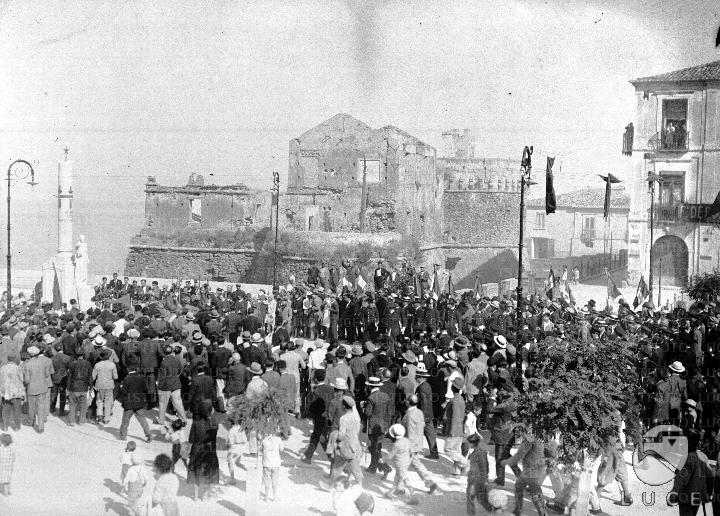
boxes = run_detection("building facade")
[526,188,629,260]
[626,60,720,289]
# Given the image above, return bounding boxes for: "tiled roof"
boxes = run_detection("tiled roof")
[527,188,629,210]
[632,60,720,84]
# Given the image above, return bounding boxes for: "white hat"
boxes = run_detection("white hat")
[494,335,508,349]
[27,345,40,356]
[388,423,406,438]
[88,325,105,338]
[669,361,685,373]
[42,333,55,345]
[93,335,107,346]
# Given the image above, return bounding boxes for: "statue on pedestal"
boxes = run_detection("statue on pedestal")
[74,235,88,285]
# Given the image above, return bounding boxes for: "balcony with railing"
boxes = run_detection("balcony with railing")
[648,129,689,152]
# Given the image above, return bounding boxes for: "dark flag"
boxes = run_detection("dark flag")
[599,173,622,219]
[633,276,650,309]
[545,156,556,214]
[546,268,555,299]
[448,273,454,294]
[52,263,62,310]
[606,271,622,300]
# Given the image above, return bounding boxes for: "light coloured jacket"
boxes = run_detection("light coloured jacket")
[22,355,54,396]
[402,406,426,453]
[0,362,25,400]
[93,360,118,390]
[338,408,363,459]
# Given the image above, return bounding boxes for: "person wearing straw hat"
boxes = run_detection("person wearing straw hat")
[667,360,688,426]
[363,375,392,476]
[415,362,439,459]
[21,345,53,433]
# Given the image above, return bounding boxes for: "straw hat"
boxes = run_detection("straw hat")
[494,335,508,349]
[365,376,383,388]
[669,361,685,374]
[388,423,406,439]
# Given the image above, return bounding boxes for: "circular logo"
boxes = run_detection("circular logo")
[632,424,688,486]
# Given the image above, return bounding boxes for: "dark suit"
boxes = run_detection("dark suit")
[364,389,393,472]
[225,363,251,397]
[416,380,438,456]
[118,370,151,439]
[138,339,161,406]
[189,373,217,414]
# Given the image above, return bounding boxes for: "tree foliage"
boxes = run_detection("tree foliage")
[226,389,289,438]
[513,336,642,465]
[686,270,720,302]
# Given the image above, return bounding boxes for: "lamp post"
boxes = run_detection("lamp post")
[271,171,280,291]
[515,146,535,334]
[6,159,37,313]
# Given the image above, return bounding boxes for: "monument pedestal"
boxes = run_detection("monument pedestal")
[41,254,94,310]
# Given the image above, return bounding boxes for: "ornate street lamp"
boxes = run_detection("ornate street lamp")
[516,146,536,333]
[6,159,37,312]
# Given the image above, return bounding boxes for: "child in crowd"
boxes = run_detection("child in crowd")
[123,452,149,516]
[168,419,187,472]
[227,418,247,485]
[385,423,413,501]
[260,431,284,502]
[120,441,137,484]
[486,489,512,515]
[0,434,16,496]
[332,475,375,516]
[466,431,491,515]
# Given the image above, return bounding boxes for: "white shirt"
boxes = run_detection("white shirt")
[113,318,127,337]
[309,348,327,370]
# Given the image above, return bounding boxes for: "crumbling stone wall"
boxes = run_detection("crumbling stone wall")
[442,191,519,245]
[124,246,314,285]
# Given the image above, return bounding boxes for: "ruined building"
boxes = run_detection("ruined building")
[285,113,443,244]
[125,115,523,289]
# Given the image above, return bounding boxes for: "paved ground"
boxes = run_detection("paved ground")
[0,400,697,516]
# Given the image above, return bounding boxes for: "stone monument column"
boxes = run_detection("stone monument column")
[42,149,94,309]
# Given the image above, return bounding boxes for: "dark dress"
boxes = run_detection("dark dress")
[187,416,220,485]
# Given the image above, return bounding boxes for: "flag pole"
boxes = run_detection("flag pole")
[657,255,662,307]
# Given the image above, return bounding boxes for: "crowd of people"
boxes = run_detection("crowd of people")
[0,263,718,516]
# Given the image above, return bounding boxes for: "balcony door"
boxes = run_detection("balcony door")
[662,99,688,149]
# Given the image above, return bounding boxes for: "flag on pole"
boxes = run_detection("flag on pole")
[545,156,556,215]
[606,271,622,300]
[357,274,367,291]
[52,263,62,310]
[599,173,622,219]
[432,268,440,295]
[545,268,555,300]
[414,272,422,297]
[633,275,650,309]
[448,273,454,294]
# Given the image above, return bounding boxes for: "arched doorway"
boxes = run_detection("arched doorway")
[651,235,688,287]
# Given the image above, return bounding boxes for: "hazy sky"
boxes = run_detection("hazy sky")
[1,0,719,273]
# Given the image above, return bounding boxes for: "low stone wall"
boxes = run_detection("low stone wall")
[124,245,315,285]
